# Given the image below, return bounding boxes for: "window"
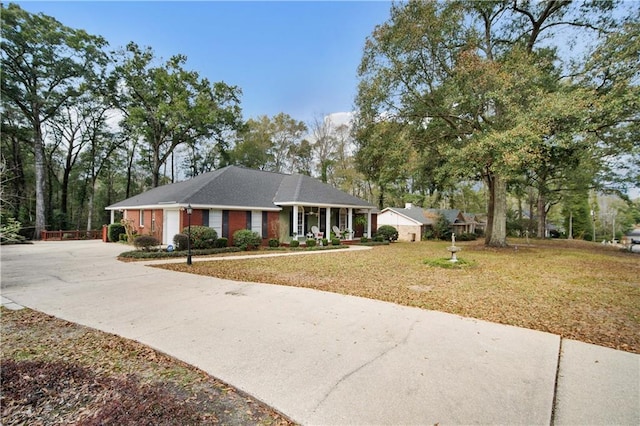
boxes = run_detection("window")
[251,211,261,236]
[297,207,304,236]
[139,209,144,227]
[202,210,210,227]
[151,210,155,232]
[339,208,347,230]
[210,210,222,237]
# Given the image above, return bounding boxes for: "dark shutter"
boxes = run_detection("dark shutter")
[262,211,268,238]
[222,210,229,238]
[246,211,252,230]
[202,210,209,227]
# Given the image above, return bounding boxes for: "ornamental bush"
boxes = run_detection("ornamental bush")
[331,238,341,246]
[233,229,262,250]
[173,233,189,251]
[214,237,228,248]
[290,240,300,248]
[268,238,280,248]
[133,235,160,251]
[108,223,126,242]
[182,226,217,249]
[375,225,399,242]
[306,238,316,247]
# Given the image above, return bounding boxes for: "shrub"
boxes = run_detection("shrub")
[173,233,189,251]
[133,235,160,251]
[321,238,329,246]
[119,233,128,242]
[268,238,280,248]
[376,225,399,242]
[306,238,316,247]
[108,223,126,242]
[182,226,217,249]
[360,236,369,243]
[331,238,341,246]
[290,240,300,248]
[214,237,228,248]
[233,229,262,250]
[457,232,477,241]
[373,235,384,242]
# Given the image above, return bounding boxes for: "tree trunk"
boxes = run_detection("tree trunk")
[537,191,546,238]
[484,173,494,245]
[152,146,161,187]
[488,174,508,247]
[33,123,47,239]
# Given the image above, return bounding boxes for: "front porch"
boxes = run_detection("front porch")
[287,205,373,243]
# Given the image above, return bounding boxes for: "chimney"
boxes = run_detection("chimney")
[405,203,412,209]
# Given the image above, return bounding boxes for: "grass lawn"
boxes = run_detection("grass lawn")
[159,238,640,354]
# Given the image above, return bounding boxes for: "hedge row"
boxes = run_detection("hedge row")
[118,247,241,259]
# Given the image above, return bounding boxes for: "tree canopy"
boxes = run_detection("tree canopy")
[354,0,638,246]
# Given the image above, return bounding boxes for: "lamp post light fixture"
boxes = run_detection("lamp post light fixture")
[186,204,193,265]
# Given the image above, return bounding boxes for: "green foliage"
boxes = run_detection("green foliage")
[290,240,300,248]
[232,229,262,250]
[133,235,160,251]
[173,233,189,251]
[119,246,240,259]
[375,225,398,242]
[113,42,243,187]
[268,238,280,248]
[230,113,307,173]
[423,257,475,269]
[214,237,228,248]
[108,224,126,243]
[305,239,316,247]
[182,226,217,249]
[360,236,369,243]
[457,233,477,241]
[433,215,451,241]
[0,215,26,244]
[322,238,329,246]
[331,238,341,246]
[355,1,633,247]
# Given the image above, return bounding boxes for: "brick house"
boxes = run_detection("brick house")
[106,166,376,246]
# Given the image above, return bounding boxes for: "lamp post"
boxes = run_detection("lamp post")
[186,204,192,265]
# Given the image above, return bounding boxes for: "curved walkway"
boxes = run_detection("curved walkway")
[1,241,638,425]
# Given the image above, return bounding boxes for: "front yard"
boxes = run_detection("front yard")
[159,238,640,354]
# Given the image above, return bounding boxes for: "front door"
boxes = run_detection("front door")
[163,210,180,245]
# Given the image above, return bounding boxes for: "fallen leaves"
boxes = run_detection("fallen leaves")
[1,309,296,426]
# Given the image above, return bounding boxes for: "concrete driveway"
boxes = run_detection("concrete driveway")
[1,240,638,425]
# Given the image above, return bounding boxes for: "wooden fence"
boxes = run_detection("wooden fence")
[40,229,103,241]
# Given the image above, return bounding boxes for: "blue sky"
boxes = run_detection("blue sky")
[16,1,393,124]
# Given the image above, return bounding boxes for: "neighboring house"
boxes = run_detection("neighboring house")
[376,203,480,242]
[106,166,376,246]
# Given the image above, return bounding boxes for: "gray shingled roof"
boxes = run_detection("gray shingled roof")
[382,207,470,225]
[106,166,373,210]
[383,207,435,225]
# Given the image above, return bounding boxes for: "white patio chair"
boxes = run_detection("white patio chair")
[332,226,344,239]
[311,226,323,241]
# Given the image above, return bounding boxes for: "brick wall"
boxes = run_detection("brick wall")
[228,210,248,246]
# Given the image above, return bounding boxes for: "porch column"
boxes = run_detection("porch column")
[292,205,298,239]
[367,210,372,238]
[348,208,353,239]
[325,207,331,237]
[110,210,115,224]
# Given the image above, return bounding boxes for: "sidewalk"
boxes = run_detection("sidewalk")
[1,241,638,425]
